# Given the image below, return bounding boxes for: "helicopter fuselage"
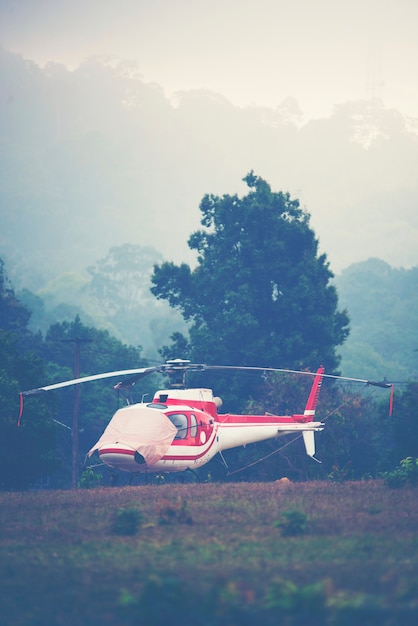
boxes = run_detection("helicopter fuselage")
[90,382,324,473]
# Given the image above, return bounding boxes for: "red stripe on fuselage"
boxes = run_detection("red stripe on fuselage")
[217,415,295,424]
[162,433,218,462]
[98,447,135,456]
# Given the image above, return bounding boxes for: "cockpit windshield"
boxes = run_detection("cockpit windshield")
[168,413,188,439]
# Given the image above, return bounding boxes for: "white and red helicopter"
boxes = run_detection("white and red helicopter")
[20,358,393,477]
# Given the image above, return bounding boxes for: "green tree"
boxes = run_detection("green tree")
[40,316,151,476]
[151,173,349,408]
[0,333,58,490]
[0,259,59,490]
[387,381,418,464]
[0,259,31,334]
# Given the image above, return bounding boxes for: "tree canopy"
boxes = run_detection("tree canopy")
[152,173,350,381]
[0,260,58,489]
[1,249,417,487]
[0,256,157,489]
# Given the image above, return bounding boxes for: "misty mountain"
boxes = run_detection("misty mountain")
[1,46,418,296]
[335,258,418,382]
[17,243,188,359]
[1,48,418,376]
[15,248,418,383]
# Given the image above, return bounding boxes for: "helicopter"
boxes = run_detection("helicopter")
[20,358,392,478]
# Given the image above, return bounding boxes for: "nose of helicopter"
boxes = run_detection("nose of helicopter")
[97,443,145,471]
[89,405,178,471]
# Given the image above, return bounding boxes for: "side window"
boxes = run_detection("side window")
[190,414,198,438]
[169,414,188,439]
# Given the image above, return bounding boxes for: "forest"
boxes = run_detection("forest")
[1,174,417,491]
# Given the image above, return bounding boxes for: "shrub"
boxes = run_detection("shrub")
[273,510,309,536]
[327,463,352,482]
[77,468,102,489]
[383,457,418,488]
[263,577,328,621]
[112,507,143,535]
[158,498,193,525]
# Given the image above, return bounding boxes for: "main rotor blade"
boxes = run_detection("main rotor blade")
[22,367,159,396]
[203,365,392,388]
[21,359,392,397]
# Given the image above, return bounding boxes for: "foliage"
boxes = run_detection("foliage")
[273,509,309,536]
[0,258,31,334]
[263,578,328,623]
[112,507,144,535]
[18,244,188,359]
[387,381,418,462]
[327,463,353,482]
[77,467,103,489]
[86,244,164,315]
[157,498,193,525]
[1,256,166,489]
[0,353,59,490]
[152,173,349,409]
[382,457,418,489]
[223,375,393,483]
[38,314,151,487]
[0,261,60,490]
[335,259,418,381]
[124,574,329,625]
[83,244,188,354]
[2,248,416,488]
[315,387,388,480]
[324,381,418,482]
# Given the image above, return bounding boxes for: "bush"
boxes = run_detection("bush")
[273,510,309,536]
[112,507,143,535]
[77,468,102,489]
[383,457,418,488]
[158,498,193,525]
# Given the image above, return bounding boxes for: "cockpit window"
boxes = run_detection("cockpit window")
[168,413,188,439]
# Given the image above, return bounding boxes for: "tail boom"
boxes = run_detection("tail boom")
[216,367,325,458]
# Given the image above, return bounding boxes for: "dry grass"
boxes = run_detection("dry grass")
[1,480,418,624]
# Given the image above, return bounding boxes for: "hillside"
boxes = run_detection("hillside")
[335,259,418,381]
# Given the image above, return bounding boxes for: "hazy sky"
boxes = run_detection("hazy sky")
[1,0,418,120]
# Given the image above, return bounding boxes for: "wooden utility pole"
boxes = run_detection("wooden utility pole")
[62,337,92,488]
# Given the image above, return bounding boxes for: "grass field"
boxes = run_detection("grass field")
[1,480,418,625]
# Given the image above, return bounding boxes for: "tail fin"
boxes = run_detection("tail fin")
[299,367,325,461]
[304,366,324,420]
